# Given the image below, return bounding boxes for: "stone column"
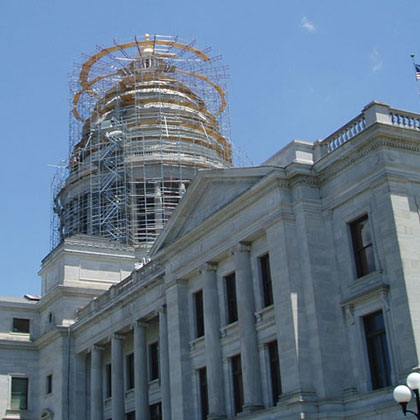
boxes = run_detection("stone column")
[134,321,149,420]
[112,333,125,420]
[233,243,263,410]
[159,305,171,420]
[91,345,104,420]
[74,352,87,420]
[201,263,226,419]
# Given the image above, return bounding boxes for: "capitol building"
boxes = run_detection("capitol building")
[0,36,419,420]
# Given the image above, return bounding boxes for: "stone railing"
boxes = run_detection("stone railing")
[316,101,420,158]
[76,260,163,320]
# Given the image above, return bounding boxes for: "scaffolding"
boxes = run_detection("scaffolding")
[51,35,232,256]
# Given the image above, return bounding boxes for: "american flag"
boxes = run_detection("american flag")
[415,64,420,80]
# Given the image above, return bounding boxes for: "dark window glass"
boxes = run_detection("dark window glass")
[231,355,243,415]
[149,342,159,381]
[127,353,134,390]
[198,367,209,419]
[11,377,28,410]
[46,374,52,395]
[12,318,30,334]
[260,254,273,307]
[350,215,376,277]
[194,290,205,338]
[150,402,162,420]
[106,363,112,398]
[126,411,135,420]
[225,273,238,324]
[268,341,282,404]
[364,311,391,389]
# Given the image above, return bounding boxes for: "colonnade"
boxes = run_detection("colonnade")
[83,241,280,420]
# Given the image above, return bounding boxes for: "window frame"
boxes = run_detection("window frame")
[46,374,53,395]
[198,367,208,420]
[225,272,238,325]
[194,289,205,339]
[349,214,376,278]
[259,253,274,308]
[126,353,135,390]
[10,376,29,410]
[149,341,159,381]
[363,310,392,390]
[149,401,162,420]
[11,318,30,334]
[267,340,282,405]
[230,354,243,415]
[105,363,112,398]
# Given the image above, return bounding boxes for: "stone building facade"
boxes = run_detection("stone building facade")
[1,101,420,419]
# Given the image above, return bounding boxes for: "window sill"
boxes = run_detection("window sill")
[255,304,274,323]
[189,335,204,352]
[220,320,239,338]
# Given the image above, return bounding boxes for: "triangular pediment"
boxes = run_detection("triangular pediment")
[151,167,273,255]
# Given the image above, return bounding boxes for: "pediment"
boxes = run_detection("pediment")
[152,167,272,255]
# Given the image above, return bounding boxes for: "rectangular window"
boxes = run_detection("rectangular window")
[231,355,243,415]
[350,215,375,278]
[149,342,159,381]
[106,363,112,398]
[126,411,135,420]
[150,402,162,420]
[225,273,238,324]
[12,318,30,334]
[46,374,52,395]
[11,377,28,410]
[127,353,134,390]
[267,341,282,404]
[259,254,274,307]
[364,311,391,390]
[194,290,205,338]
[198,367,209,420]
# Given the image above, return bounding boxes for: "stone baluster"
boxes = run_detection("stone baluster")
[134,320,149,420]
[91,345,104,420]
[112,333,125,420]
[233,243,263,410]
[159,305,171,420]
[201,262,226,419]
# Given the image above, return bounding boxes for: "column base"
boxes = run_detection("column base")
[207,414,227,420]
[241,404,264,413]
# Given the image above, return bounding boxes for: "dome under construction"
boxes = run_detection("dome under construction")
[51,35,232,256]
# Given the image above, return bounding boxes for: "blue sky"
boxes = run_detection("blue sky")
[1,0,420,297]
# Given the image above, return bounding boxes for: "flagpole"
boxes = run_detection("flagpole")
[410,53,420,100]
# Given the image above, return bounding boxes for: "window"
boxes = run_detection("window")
[364,311,391,390]
[11,377,28,410]
[149,342,159,381]
[106,363,112,398]
[150,402,162,420]
[127,353,134,390]
[46,374,52,395]
[126,411,135,420]
[231,355,243,415]
[198,367,209,419]
[350,215,375,278]
[12,318,30,334]
[194,290,205,338]
[267,341,282,404]
[259,254,273,307]
[225,273,238,324]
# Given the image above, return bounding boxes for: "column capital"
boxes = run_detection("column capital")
[230,242,251,255]
[132,319,148,329]
[157,303,167,315]
[199,262,218,274]
[112,333,125,341]
[91,344,104,352]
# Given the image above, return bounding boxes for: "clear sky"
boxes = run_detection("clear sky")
[1,0,420,297]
